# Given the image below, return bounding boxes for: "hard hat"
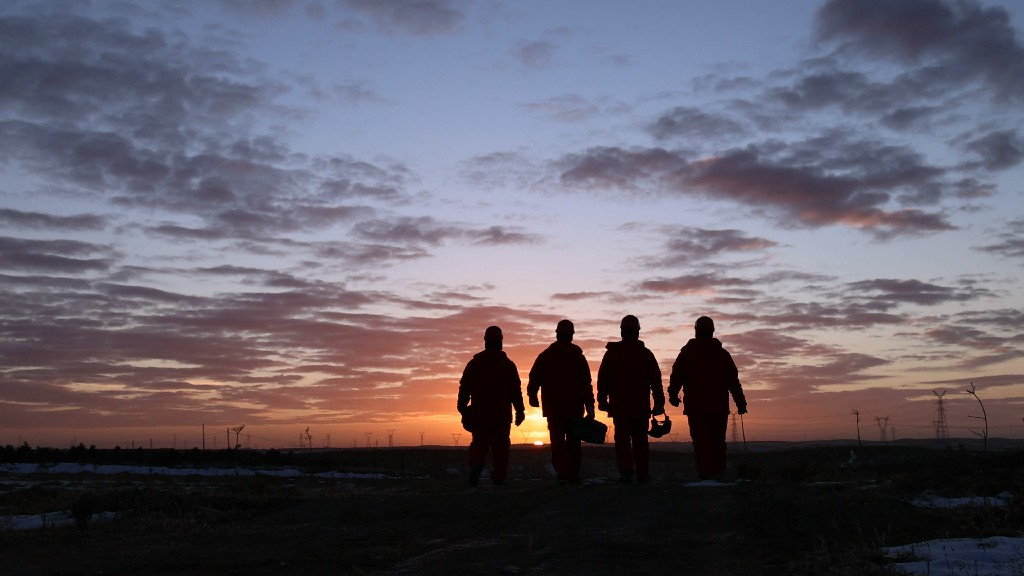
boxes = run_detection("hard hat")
[484,325,503,342]
[620,315,641,330]
[556,319,574,335]
[648,414,672,438]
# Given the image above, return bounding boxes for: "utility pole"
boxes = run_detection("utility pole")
[851,409,862,447]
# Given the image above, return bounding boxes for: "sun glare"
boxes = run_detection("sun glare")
[532,440,544,446]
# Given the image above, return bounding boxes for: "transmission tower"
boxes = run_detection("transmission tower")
[419,431,425,446]
[933,390,949,439]
[387,429,395,447]
[874,416,890,442]
[730,412,739,443]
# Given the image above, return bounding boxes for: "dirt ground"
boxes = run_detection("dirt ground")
[1,444,1020,575]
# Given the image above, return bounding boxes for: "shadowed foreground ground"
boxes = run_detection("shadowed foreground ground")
[1,444,1021,575]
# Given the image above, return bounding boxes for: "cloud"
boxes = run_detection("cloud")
[976,219,1024,260]
[0,208,106,231]
[639,273,756,295]
[556,142,957,239]
[0,237,113,273]
[845,278,993,307]
[962,130,1024,171]
[725,328,890,394]
[343,0,466,36]
[814,0,1024,103]
[352,216,543,248]
[643,226,778,268]
[512,27,571,68]
[0,9,420,248]
[521,94,601,123]
[646,106,749,142]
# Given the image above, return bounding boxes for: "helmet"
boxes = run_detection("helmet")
[648,414,672,438]
[620,315,641,331]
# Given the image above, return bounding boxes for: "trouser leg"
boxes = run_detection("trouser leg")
[491,435,511,484]
[547,418,569,479]
[566,435,583,483]
[612,416,634,475]
[632,422,650,481]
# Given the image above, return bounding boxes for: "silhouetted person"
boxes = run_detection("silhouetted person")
[457,325,526,487]
[668,316,747,481]
[527,319,595,485]
[597,315,665,484]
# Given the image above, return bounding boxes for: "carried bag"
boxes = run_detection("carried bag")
[648,414,672,438]
[569,416,608,444]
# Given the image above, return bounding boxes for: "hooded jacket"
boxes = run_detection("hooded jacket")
[596,340,664,418]
[458,349,525,427]
[668,337,746,416]
[527,340,594,419]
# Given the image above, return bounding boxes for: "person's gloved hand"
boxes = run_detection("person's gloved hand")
[515,411,525,426]
[585,404,595,420]
[528,395,539,408]
[669,396,681,407]
[651,404,665,416]
[737,405,748,415]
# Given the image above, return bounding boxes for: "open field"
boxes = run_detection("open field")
[1,442,1023,575]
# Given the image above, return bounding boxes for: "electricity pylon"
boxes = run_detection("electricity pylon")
[933,390,949,439]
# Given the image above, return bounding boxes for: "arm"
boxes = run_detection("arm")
[667,353,683,400]
[526,353,543,407]
[596,351,611,412]
[724,351,747,414]
[457,361,474,414]
[509,361,526,425]
[578,352,595,418]
[648,350,665,414]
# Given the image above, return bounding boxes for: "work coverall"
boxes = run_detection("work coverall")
[597,340,664,482]
[458,348,525,485]
[528,340,594,484]
[668,337,747,480]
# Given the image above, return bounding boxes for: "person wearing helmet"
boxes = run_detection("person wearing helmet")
[668,316,747,481]
[596,315,665,484]
[457,325,527,487]
[528,319,595,485]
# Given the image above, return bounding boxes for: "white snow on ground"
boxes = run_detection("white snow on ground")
[1,511,118,531]
[886,493,1021,575]
[885,536,1024,576]
[911,492,1014,509]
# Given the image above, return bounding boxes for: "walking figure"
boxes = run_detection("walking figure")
[668,316,747,481]
[528,319,595,485]
[597,315,665,484]
[457,325,526,486]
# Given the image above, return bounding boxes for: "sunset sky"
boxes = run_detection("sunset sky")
[2,0,1023,449]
